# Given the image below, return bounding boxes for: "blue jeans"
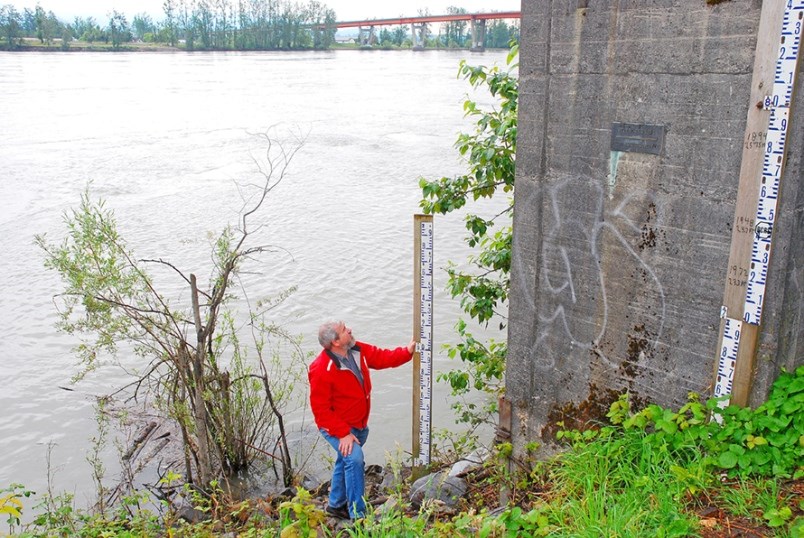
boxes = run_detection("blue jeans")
[320,427,369,519]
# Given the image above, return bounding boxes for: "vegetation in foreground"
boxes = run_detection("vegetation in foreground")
[2,365,802,537]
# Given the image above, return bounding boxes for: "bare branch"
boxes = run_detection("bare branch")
[236,126,308,245]
[139,258,214,301]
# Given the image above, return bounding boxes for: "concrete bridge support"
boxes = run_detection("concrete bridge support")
[358,25,375,46]
[470,18,486,52]
[411,23,427,50]
[504,0,804,461]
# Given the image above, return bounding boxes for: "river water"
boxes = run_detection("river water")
[0,49,510,507]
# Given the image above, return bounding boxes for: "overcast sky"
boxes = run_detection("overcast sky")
[7,1,521,24]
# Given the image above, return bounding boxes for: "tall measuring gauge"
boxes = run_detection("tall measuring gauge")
[412,214,433,467]
[714,0,803,406]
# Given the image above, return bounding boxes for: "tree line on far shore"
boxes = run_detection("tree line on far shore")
[0,1,519,51]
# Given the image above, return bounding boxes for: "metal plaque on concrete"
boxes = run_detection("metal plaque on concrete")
[610,122,666,155]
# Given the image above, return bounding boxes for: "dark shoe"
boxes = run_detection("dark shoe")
[325,504,350,520]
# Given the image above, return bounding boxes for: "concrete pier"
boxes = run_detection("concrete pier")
[504,0,804,458]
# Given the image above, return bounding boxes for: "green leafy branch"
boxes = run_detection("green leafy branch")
[419,44,518,427]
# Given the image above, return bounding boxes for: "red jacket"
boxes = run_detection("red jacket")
[308,341,412,439]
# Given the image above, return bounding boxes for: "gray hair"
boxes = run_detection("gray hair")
[318,321,341,349]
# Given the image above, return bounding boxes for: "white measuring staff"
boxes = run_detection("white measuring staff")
[714,0,803,405]
[714,316,741,399]
[413,214,434,466]
[743,106,787,324]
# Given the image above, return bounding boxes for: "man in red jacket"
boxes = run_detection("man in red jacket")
[309,320,415,520]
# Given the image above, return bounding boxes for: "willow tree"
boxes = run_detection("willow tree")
[36,130,306,490]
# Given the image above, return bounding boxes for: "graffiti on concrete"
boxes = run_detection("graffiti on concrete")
[511,175,666,376]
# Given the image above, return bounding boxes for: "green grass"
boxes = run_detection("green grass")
[543,428,701,537]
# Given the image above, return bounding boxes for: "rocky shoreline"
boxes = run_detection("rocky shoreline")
[173,449,495,534]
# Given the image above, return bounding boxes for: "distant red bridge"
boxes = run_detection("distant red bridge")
[316,11,522,51]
